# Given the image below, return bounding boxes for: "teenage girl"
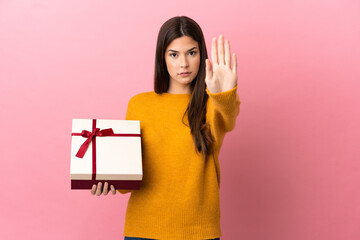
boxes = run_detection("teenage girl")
[90,16,240,240]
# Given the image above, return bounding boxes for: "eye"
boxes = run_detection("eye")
[189,51,197,56]
[169,53,177,57]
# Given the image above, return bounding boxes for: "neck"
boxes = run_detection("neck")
[167,82,191,94]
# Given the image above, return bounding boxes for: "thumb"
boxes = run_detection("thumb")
[205,59,213,81]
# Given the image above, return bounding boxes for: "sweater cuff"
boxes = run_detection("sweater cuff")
[206,85,240,112]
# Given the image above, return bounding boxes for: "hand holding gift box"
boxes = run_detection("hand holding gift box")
[91,182,117,196]
[70,119,143,190]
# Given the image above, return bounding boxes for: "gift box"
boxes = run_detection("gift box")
[70,118,143,190]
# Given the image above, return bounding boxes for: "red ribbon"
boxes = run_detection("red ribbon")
[75,127,115,158]
[71,119,141,180]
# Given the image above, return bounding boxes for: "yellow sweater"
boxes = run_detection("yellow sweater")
[118,85,241,240]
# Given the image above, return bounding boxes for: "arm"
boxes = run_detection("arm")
[89,97,136,195]
[205,34,240,145]
[117,97,136,194]
[206,85,241,145]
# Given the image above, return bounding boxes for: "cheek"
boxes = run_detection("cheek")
[193,57,201,72]
[165,58,172,72]
[166,60,178,75]
[166,62,174,74]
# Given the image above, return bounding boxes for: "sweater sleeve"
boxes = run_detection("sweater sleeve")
[117,97,135,194]
[206,85,241,149]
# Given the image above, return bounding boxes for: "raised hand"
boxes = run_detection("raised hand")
[205,34,238,93]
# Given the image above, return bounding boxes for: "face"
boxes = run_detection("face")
[164,36,200,93]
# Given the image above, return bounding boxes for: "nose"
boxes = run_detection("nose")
[180,55,189,68]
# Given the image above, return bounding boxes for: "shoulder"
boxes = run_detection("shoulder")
[125,91,157,120]
[126,91,161,112]
[128,91,156,104]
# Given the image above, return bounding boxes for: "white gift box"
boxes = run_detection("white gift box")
[70,119,143,190]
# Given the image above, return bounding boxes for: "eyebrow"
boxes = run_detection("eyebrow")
[168,47,198,53]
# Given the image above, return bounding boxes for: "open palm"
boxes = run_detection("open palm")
[205,35,238,93]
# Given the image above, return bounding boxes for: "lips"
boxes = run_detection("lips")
[179,72,191,75]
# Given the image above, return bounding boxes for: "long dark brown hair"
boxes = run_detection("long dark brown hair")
[154,16,214,160]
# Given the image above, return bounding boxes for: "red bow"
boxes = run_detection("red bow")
[76,128,114,158]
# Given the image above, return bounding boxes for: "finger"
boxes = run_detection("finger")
[103,182,109,195]
[225,39,231,67]
[232,53,237,75]
[218,35,225,65]
[91,184,96,195]
[96,182,102,196]
[206,59,213,81]
[211,37,218,65]
[110,185,116,195]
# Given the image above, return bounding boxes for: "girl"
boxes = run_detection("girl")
[91,16,240,240]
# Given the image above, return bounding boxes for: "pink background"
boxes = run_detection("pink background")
[1,0,359,239]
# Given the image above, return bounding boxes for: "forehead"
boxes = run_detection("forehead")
[166,36,199,51]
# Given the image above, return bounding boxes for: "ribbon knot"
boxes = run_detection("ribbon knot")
[76,127,114,158]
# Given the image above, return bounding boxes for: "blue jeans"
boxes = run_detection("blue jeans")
[124,237,220,240]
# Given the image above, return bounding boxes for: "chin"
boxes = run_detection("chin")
[178,75,194,81]
[178,79,193,85]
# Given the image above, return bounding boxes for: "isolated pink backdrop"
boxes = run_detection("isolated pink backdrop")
[1,0,359,239]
